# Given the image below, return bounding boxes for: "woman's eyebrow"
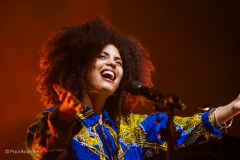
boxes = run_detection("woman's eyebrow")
[102,51,109,55]
[102,51,122,61]
[115,56,122,61]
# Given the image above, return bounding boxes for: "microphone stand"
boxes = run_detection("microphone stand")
[164,96,178,160]
[155,94,184,160]
[125,80,185,160]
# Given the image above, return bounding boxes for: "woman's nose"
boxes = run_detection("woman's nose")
[106,60,116,68]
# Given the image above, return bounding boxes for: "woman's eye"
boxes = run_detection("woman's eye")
[116,61,122,66]
[98,55,106,59]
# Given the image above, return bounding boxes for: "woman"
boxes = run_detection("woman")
[27,17,240,160]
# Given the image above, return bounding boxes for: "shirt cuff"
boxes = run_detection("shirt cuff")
[201,109,225,137]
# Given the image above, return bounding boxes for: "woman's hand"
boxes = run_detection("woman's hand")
[52,84,84,123]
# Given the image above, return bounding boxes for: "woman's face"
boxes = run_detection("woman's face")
[87,44,123,97]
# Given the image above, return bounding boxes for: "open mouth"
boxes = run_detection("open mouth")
[100,70,116,81]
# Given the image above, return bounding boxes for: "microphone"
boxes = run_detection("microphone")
[125,80,186,110]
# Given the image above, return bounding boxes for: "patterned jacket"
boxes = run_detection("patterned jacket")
[26,106,223,160]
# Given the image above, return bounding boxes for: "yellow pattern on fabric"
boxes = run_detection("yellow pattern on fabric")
[173,114,202,147]
[118,113,168,153]
[77,110,94,119]
[92,125,106,160]
[173,111,222,147]
[104,124,124,157]
[74,109,220,159]
[144,141,167,152]
[119,113,146,145]
[173,114,201,131]
[35,112,45,122]
[76,122,107,159]
[77,124,100,146]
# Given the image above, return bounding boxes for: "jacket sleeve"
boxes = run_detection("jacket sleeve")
[26,107,82,160]
[173,109,226,147]
[140,109,226,148]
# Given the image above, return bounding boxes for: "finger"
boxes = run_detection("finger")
[75,103,84,112]
[59,90,68,102]
[64,92,74,103]
[69,99,78,108]
[52,84,64,96]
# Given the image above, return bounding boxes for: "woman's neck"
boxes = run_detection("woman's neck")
[81,93,107,124]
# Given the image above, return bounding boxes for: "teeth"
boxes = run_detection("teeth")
[101,70,115,80]
[102,71,114,76]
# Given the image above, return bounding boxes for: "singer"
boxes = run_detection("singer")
[26,17,240,160]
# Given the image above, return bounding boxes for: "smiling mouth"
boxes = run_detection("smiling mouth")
[100,70,116,81]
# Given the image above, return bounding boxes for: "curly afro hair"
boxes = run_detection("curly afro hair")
[37,17,155,121]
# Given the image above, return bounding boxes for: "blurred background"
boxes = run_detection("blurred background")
[1,1,239,159]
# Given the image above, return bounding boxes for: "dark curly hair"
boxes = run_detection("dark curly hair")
[37,17,155,122]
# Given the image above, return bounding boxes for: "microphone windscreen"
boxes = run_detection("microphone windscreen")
[125,80,142,95]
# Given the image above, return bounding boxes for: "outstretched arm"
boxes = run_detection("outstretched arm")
[211,94,240,127]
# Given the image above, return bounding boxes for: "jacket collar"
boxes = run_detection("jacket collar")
[76,105,114,128]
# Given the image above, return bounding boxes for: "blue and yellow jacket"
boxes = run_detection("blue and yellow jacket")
[26,106,223,160]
